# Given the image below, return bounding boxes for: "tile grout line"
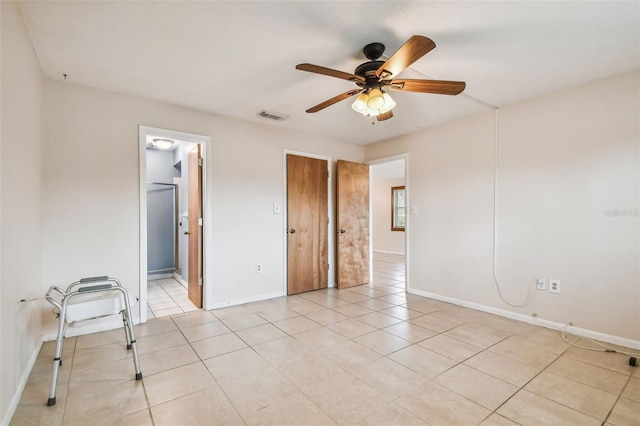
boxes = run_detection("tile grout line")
[488,342,607,424]
[187,314,249,426]
[58,337,78,426]
[601,373,635,425]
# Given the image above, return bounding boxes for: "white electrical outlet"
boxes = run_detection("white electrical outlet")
[549,279,560,294]
[537,278,546,291]
[256,264,262,273]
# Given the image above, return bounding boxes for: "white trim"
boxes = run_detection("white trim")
[373,249,405,255]
[147,272,173,280]
[408,288,640,351]
[208,291,285,310]
[282,150,334,294]
[138,127,147,324]
[2,339,43,426]
[139,126,213,321]
[173,272,189,289]
[366,154,410,290]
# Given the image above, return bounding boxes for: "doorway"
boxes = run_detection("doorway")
[368,157,408,289]
[139,126,211,323]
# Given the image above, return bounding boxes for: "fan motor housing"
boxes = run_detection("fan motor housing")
[354,42,388,89]
[354,60,385,90]
[354,60,384,78]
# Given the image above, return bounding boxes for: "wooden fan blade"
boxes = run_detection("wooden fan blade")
[389,79,466,95]
[306,89,361,113]
[376,110,394,121]
[296,63,365,83]
[375,35,436,79]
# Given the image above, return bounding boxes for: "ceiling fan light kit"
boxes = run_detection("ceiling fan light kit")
[351,88,396,117]
[296,35,465,122]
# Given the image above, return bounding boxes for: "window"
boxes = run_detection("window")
[391,186,405,231]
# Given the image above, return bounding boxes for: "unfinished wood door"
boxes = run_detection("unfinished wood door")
[336,160,369,289]
[188,145,203,307]
[287,154,328,295]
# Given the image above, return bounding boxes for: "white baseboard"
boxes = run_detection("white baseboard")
[408,287,640,351]
[373,249,406,255]
[206,291,285,311]
[172,272,188,289]
[147,272,173,280]
[2,338,43,426]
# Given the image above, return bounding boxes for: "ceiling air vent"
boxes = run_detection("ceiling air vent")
[258,110,288,121]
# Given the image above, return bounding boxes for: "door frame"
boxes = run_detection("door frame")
[282,150,333,293]
[366,153,410,290]
[139,125,212,324]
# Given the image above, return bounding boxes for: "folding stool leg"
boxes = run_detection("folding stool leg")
[47,303,68,406]
[58,321,67,366]
[122,313,132,349]
[119,289,142,380]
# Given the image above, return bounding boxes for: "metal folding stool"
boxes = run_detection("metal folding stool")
[45,276,142,406]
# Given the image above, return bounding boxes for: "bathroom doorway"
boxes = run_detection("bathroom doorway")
[139,126,210,322]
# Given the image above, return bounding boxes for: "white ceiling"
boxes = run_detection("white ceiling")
[19,1,639,145]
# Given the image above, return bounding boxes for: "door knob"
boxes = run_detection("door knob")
[338,229,346,234]
[184,231,190,235]
[289,229,296,234]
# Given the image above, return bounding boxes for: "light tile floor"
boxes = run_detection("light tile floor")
[11,253,640,425]
[147,277,198,318]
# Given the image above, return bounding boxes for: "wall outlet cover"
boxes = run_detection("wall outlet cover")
[549,279,560,294]
[537,278,546,291]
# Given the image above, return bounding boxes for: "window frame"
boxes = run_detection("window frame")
[391,185,406,232]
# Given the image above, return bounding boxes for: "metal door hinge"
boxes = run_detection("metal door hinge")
[198,217,203,226]
[198,158,203,167]
[198,277,203,286]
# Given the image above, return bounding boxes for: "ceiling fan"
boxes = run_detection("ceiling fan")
[296,35,466,121]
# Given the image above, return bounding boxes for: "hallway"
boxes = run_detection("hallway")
[372,252,405,287]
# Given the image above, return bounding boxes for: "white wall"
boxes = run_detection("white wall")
[365,70,640,344]
[147,149,178,183]
[41,79,364,334]
[371,177,405,254]
[1,2,44,423]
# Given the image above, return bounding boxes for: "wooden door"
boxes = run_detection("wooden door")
[287,154,328,295]
[336,160,370,289]
[188,145,203,307]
